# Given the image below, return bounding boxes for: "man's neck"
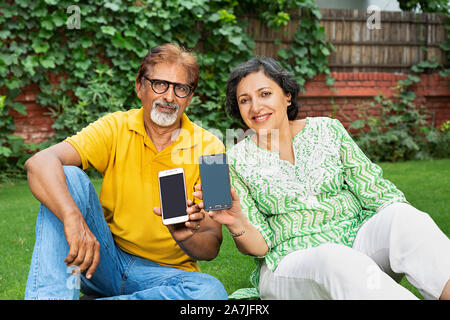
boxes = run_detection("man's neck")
[144,119,182,153]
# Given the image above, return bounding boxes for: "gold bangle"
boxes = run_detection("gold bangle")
[229,229,245,238]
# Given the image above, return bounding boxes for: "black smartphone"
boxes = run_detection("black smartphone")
[199,153,232,211]
[158,168,189,225]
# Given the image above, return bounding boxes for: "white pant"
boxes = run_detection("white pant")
[259,203,450,300]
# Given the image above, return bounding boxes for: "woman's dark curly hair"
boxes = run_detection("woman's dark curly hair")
[226,57,300,121]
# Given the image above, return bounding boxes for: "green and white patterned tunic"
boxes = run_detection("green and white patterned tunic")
[227,117,407,289]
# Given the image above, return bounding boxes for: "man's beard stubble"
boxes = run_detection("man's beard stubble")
[150,100,179,127]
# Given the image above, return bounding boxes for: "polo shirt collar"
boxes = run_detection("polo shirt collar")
[127,107,199,150]
[127,107,146,136]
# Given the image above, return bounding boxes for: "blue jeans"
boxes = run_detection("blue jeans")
[25,166,228,300]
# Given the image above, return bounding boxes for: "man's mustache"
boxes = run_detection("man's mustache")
[153,100,179,111]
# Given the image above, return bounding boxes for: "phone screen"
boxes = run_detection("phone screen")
[199,154,232,211]
[159,172,187,219]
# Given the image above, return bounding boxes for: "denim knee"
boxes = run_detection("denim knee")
[62,165,94,207]
[62,165,89,184]
[189,273,228,300]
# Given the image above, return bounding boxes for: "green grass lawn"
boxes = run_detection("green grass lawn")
[0,159,449,300]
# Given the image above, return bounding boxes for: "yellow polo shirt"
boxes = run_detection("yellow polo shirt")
[65,107,224,272]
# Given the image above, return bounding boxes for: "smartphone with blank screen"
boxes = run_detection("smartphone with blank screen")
[158,168,189,225]
[199,153,232,211]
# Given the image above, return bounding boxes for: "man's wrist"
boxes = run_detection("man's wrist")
[61,208,83,225]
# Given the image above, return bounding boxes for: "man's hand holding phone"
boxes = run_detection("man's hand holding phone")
[155,168,207,242]
[194,184,270,257]
[153,199,205,242]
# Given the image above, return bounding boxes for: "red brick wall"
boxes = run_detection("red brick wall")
[297,72,450,130]
[9,72,450,144]
[9,83,55,144]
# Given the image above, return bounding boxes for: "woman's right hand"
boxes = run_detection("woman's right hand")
[193,185,245,228]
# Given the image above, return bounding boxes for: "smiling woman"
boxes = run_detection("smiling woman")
[226,57,305,163]
[226,57,300,123]
[217,57,450,300]
[236,72,291,128]
[235,71,308,164]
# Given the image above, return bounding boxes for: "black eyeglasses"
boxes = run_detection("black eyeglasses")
[143,76,193,98]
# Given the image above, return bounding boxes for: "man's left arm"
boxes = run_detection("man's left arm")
[153,200,223,260]
[179,199,224,261]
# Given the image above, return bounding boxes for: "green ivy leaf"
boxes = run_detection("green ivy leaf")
[292,46,308,57]
[21,55,39,76]
[0,146,12,157]
[38,29,53,39]
[208,13,221,23]
[0,52,18,66]
[228,35,242,46]
[105,2,121,12]
[5,78,21,89]
[39,55,56,69]
[401,91,416,102]
[325,76,335,86]
[52,14,65,28]
[349,120,366,130]
[10,101,27,115]
[32,39,50,53]
[407,74,421,83]
[40,18,54,31]
[75,59,91,71]
[101,26,117,36]
[311,7,322,19]
[277,48,289,59]
[439,69,450,77]
[417,60,439,69]
[0,30,11,40]
[81,38,93,48]
[320,46,330,56]
[124,25,137,37]
[135,18,148,29]
[128,6,141,14]
[0,95,5,109]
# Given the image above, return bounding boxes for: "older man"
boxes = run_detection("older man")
[24,43,228,300]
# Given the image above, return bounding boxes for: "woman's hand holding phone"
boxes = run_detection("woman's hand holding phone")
[193,184,246,234]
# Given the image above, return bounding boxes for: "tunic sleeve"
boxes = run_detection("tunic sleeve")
[229,163,275,249]
[333,119,407,212]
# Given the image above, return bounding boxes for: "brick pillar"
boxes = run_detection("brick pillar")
[10,83,55,144]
